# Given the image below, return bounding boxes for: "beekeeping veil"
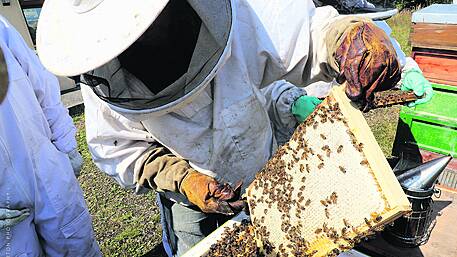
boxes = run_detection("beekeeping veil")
[37,0,232,114]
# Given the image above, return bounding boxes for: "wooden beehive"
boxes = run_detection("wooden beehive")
[247,86,410,257]
[410,4,457,86]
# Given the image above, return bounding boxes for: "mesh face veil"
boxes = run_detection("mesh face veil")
[81,0,232,113]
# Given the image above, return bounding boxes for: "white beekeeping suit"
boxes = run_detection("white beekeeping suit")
[73,1,342,192]
[0,16,101,256]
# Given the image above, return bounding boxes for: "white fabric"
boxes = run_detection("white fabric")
[0,16,101,256]
[37,0,169,76]
[81,1,343,192]
[1,21,77,154]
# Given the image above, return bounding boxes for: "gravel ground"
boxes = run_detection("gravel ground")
[70,11,411,257]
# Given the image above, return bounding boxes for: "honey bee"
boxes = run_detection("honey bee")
[317,154,324,161]
[305,199,311,206]
[337,145,343,153]
[320,200,328,207]
[313,122,318,129]
[375,215,382,222]
[315,228,323,234]
[341,227,347,235]
[326,150,331,158]
[355,143,364,152]
[306,164,310,173]
[360,159,369,166]
[320,134,327,140]
[339,166,346,173]
[330,192,338,204]
[318,163,324,169]
[343,219,350,227]
[323,222,329,233]
[325,208,330,219]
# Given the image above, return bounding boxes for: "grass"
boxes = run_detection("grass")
[387,9,413,56]
[73,113,163,257]
[72,10,413,257]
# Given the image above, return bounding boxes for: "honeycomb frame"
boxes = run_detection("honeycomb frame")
[246,86,411,257]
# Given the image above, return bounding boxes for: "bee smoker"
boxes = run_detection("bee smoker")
[383,156,452,247]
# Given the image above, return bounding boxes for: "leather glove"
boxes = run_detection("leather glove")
[0,47,8,104]
[180,170,244,215]
[291,95,323,122]
[0,208,30,229]
[68,149,83,177]
[401,69,433,107]
[328,18,401,111]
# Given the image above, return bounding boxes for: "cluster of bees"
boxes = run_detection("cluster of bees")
[243,97,389,256]
[372,90,418,108]
[205,219,262,257]
[320,192,338,219]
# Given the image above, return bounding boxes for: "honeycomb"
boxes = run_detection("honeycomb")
[247,87,410,257]
[204,219,259,257]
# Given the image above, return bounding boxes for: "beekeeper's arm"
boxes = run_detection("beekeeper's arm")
[81,87,242,214]
[246,2,404,113]
[260,81,321,145]
[3,19,83,175]
[307,8,404,111]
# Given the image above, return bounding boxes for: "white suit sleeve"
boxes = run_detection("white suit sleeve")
[4,21,76,153]
[261,80,306,145]
[81,86,155,189]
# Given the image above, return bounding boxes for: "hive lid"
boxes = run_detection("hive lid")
[412,4,457,24]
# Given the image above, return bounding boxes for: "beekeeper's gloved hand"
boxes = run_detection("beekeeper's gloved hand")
[136,146,244,215]
[181,171,244,215]
[327,17,401,111]
[0,208,30,229]
[68,149,83,177]
[291,96,323,122]
[401,69,433,107]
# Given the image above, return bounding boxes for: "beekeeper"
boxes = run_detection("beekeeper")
[36,0,431,255]
[0,16,101,256]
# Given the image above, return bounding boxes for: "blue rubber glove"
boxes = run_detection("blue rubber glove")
[400,69,433,107]
[291,95,323,123]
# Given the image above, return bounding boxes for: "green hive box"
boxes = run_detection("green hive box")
[393,83,457,189]
[396,83,457,157]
